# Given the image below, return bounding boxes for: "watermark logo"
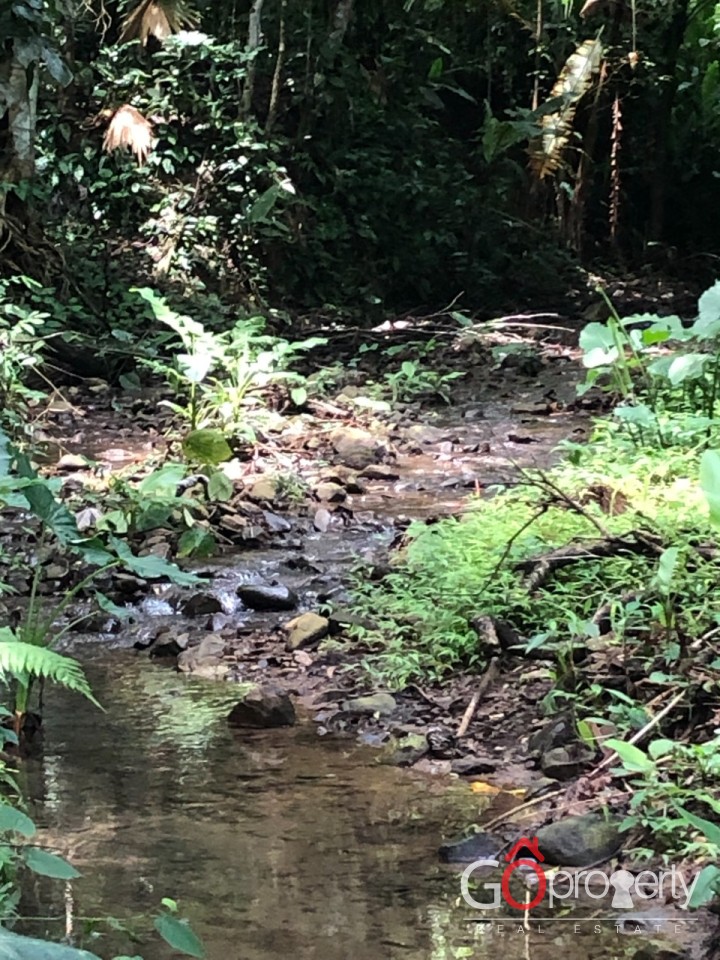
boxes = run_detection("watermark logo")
[460,837,699,912]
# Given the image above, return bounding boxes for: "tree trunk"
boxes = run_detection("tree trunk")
[329,0,354,48]
[648,0,690,242]
[241,0,265,117]
[0,54,39,223]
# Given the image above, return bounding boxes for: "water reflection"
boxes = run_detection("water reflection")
[19,651,676,960]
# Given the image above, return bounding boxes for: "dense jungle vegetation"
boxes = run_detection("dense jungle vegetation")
[3,0,720,956]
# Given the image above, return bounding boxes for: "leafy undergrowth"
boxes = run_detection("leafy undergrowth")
[351,427,716,689]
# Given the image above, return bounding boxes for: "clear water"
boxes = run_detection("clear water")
[18,650,695,960]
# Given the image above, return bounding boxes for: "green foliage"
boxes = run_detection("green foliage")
[135,288,324,441]
[0,276,52,435]
[608,735,720,868]
[0,628,99,711]
[154,900,205,959]
[579,281,720,448]
[383,360,464,404]
[0,427,199,725]
[351,485,628,687]
[351,422,720,689]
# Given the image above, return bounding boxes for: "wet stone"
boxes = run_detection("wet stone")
[177,634,227,673]
[182,592,223,617]
[439,831,503,863]
[331,426,385,469]
[344,693,397,717]
[314,481,346,503]
[227,683,296,728]
[262,511,292,534]
[247,478,278,502]
[237,583,298,611]
[283,612,330,651]
[451,755,500,775]
[380,733,428,766]
[540,744,595,781]
[535,813,623,867]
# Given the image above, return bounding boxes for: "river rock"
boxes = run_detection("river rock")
[262,511,292,533]
[237,583,298,611]
[182,592,223,617]
[527,713,577,756]
[177,634,228,677]
[283,612,330,650]
[381,732,428,766]
[344,693,397,717]
[227,683,296,728]
[439,831,503,863]
[150,631,190,659]
[535,813,623,866]
[330,426,384,469]
[314,481,346,503]
[359,463,398,481]
[540,744,595,780]
[247,478,278,502]
[56,453,88,472]
[451,755,500,776]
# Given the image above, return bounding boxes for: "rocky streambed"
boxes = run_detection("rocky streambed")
[6,337,718,958]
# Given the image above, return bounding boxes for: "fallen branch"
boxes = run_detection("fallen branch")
[515,530,665,592]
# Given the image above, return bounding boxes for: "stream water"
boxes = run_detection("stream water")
[17,650,693,960]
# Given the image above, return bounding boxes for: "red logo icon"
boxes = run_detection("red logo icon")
[501,837,547,910]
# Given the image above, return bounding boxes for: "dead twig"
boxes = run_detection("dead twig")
[476,503,550,598]
[456,658,500,738]
[588,688,686,778]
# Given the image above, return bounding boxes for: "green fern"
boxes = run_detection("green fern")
[0,638,100,709]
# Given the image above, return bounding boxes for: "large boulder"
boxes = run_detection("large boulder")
[227,684,296,728]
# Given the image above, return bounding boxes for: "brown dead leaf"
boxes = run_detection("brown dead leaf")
[103,105,153,165]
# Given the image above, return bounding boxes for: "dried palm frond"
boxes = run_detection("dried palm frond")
[102,104,153,165]
[609,92,622,240]
[529,38,604,180]
[119,0,198,46]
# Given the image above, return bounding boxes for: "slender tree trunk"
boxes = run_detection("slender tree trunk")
[329,0,354,48]
[241,0,265,117]
[0,58,38,182]
[265,0,287,134]
[648,0,690,242]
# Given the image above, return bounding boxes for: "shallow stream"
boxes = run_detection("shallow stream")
[18,651,692,960]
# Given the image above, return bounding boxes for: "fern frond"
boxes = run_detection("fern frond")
[0,641,101,708]
[529,38,604,179]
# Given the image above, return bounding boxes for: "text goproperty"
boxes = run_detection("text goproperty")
[460,837,699,912]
